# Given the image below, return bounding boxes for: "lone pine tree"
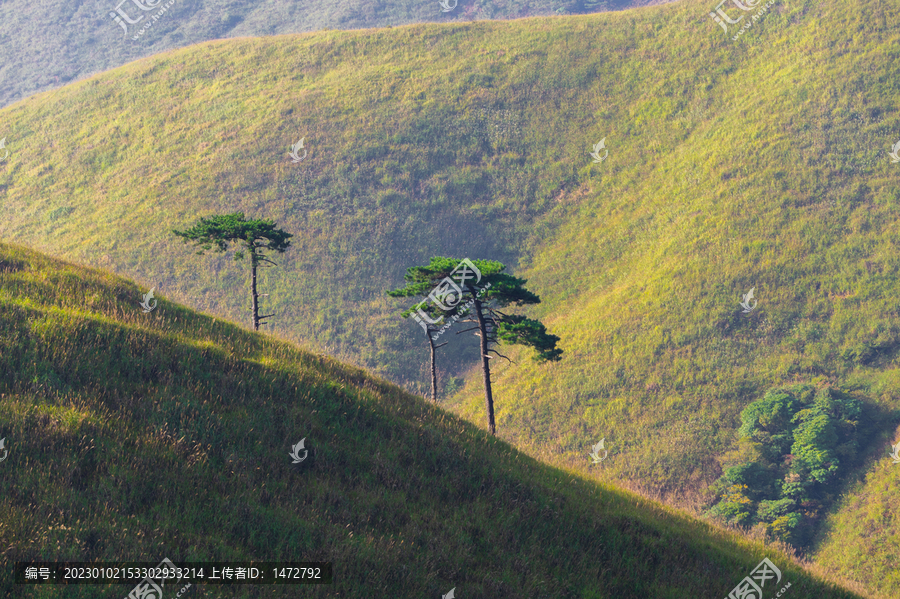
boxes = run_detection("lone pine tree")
[389,257,562,434]
[173,212,292,331]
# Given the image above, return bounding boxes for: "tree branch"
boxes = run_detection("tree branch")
[456,326,481,334]
[488,349,515,364]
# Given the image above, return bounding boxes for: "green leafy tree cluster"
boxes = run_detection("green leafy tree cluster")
[708,384,862,547]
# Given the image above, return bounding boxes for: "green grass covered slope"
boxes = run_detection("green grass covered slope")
[813,427,900,596]
[2,0,900,593]
[0,0,638,110]
[0,241,874,598]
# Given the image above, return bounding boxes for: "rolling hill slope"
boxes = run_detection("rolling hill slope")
[0,241,876,598]
[2,0,900,594]
[0,0,665,110]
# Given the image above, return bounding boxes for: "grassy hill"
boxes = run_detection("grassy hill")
[0,0,658,110]
[0,241,876,598]
[2,0,900,594]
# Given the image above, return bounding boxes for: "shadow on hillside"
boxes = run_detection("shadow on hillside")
[804,396,900,555]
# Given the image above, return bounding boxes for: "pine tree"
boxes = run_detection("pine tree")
[389,257,562,434]
[173,212,292,331]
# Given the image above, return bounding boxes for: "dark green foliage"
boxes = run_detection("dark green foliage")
[709,384,864,548]
[722,462,776,500]
[708,484,755,527]
[756,498,796,523]
[738,390,800,438]
[388,257,503,299]
[738,390,800,460]
[387,257,562,364]
[769,511,805,546]
[172,212,293,263]
[496,314,562,363]
[790,410,839,486]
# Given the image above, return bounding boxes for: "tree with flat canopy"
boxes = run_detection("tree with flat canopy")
[388,257,562,434]
[173,212,293,331]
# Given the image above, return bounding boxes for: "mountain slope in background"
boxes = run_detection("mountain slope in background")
[0,241,873,598]
[2,0,900,594]
[0,0,672,109]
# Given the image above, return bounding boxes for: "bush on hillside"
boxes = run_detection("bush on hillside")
[708,384,863,547]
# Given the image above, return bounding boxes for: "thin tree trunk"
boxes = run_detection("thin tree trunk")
[251,251,260,331]
[473,298,495,434]
[428,331,438,402]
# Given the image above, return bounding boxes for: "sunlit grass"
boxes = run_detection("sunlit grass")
[0,241,883,598]
[1,0,899,594]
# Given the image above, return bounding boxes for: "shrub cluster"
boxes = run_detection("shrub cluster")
[707,384,861,546]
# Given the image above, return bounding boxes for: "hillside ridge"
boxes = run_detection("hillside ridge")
[0,241,878,598]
